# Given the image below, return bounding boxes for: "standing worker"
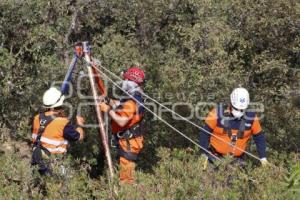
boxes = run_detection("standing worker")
[31,87,85,176]
[99,67,145,184]
[199,87,268,167]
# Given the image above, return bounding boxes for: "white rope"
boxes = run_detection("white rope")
[92,59,261,162]
[89,63,221,161]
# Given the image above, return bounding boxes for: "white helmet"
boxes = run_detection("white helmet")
[230,87,250,110]
[43,87,65,108]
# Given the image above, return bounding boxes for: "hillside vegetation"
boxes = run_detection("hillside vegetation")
[0,0,299,199]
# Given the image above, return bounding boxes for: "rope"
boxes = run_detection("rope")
[92,59,261,162]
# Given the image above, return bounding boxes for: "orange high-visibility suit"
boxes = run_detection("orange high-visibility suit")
[111,93,144,184]
[31,111,84,175]
[199,104,266,160]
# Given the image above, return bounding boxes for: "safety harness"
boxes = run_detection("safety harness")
[113,93,145,161]
[31,113,54,174]
[220,104,246,145]
[223,117,246,145]
[115,123,144,161]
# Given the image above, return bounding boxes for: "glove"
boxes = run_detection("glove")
[201,154,215,171]
[203,156,209,171]
[99,102,111,113]
[260,158,269,167]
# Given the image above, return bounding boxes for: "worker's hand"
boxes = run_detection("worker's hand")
[202,156,209,171]
[200,154,213,171]
[99,102,111,113]
[260,158,269,167]
[76,116,85,127]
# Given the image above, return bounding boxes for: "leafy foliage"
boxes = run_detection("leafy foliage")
[0,0,299,199]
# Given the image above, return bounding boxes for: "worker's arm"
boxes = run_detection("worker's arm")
[253,132,267,159]
[251,115,268,165]
[99,100,135,127]
[199,124,215,161]
[63,116,84,141]
[63,124,81,141]
[108,109,133,127]
[199,108,218,162]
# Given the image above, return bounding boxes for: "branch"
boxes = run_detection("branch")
[63,6,79,66]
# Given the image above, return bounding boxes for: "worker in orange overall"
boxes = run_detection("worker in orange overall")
[199,87,268,168]
[99,67,145,184]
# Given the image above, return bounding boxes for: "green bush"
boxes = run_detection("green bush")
[0,0,299,199]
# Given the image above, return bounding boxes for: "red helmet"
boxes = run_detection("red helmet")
[123,67,145,85]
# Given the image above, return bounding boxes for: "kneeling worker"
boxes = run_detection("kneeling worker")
[199,87,268,167]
